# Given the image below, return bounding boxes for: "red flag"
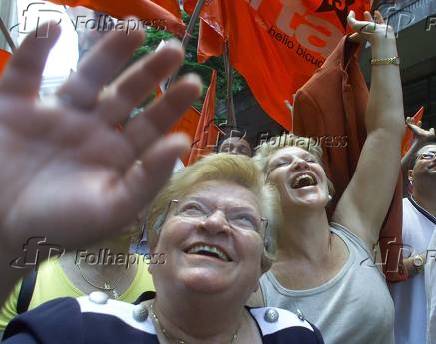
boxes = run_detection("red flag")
[48,0,185,36]
[0,49,11,76]
[186,0,369,130]
[401,106,424,157]
[188,70,219,165]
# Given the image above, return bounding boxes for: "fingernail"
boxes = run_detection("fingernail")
[172,133,192,150]
[184,73,203,88]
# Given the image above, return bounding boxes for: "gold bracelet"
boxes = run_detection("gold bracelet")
[370,57,400,65]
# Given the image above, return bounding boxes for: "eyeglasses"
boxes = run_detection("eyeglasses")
[152,199,275,260]
[416,151,436,161]
[168,199,268,235]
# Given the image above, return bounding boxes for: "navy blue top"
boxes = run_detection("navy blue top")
[2,295,324,343]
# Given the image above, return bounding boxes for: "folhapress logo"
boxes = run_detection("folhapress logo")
[426,16,436,31]
[9,2,64,37]
[10,237,65,269]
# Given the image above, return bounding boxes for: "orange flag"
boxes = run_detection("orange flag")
[156,84,203,166]
[152,0,181,18]
[197,19,224,63]
[184,0,224,63]
[170,107,201,141]
[48,0,185,36]
[170,107,201,165]
[185,0,369,130]
[156,84,201,144]
[401,106,424,157]
[0,49,11,76]
[188,70,219,165]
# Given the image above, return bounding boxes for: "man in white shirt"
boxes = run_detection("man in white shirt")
[391,127,436,343]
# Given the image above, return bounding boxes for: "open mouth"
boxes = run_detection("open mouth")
[427,162,436,171]
[290,173,318,189]
[185,244,231,262]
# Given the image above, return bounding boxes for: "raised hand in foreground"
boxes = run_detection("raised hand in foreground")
[0,22,201,300]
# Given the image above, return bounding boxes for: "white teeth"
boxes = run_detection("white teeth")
[187,244,229,261]
[292,173,316,188]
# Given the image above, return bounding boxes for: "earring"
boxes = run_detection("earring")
[328,194,333,201]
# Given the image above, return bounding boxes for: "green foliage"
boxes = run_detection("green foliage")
[132,11,248,113]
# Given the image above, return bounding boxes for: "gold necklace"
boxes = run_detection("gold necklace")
[149,303,239,344]
[75,262,125,299]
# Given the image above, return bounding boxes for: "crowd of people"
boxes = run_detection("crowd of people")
[0,9,435,344]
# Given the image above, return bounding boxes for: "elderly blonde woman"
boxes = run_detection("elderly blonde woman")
[3,154,324,343]
[251,11,404,344]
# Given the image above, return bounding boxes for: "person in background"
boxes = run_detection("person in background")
[217,129,253,157]
[0,226,155,333]
[426,208,436,344]
[390,117,436,343]
[251,10,403,344]
[401,118,435,195]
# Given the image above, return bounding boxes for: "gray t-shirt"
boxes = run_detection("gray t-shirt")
[259,223,394,344]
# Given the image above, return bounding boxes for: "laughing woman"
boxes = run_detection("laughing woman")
[3,154,324,343]
[252,11,404,344]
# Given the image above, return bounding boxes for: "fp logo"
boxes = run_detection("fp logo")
[10,237,65,269]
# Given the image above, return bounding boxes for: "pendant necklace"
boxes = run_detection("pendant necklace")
[75,261,125,299]
[149,302,239,344]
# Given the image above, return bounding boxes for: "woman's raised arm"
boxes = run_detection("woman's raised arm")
[333,11,405,247]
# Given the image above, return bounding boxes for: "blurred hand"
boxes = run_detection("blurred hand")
[0,22,201,255]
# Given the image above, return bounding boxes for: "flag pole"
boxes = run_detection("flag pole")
[0,17,16,52]
[224,41,237,127]
[166,0,207,90]
[181,0,207,50]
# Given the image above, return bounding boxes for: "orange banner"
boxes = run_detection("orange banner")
[0,50,11,76]
[188,70,219,165]
[401,106,425,157]
[49,0,185,36]
[185,0,369,130]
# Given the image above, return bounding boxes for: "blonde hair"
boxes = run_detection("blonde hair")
[146,153,281,270]
[254,133,334,195]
